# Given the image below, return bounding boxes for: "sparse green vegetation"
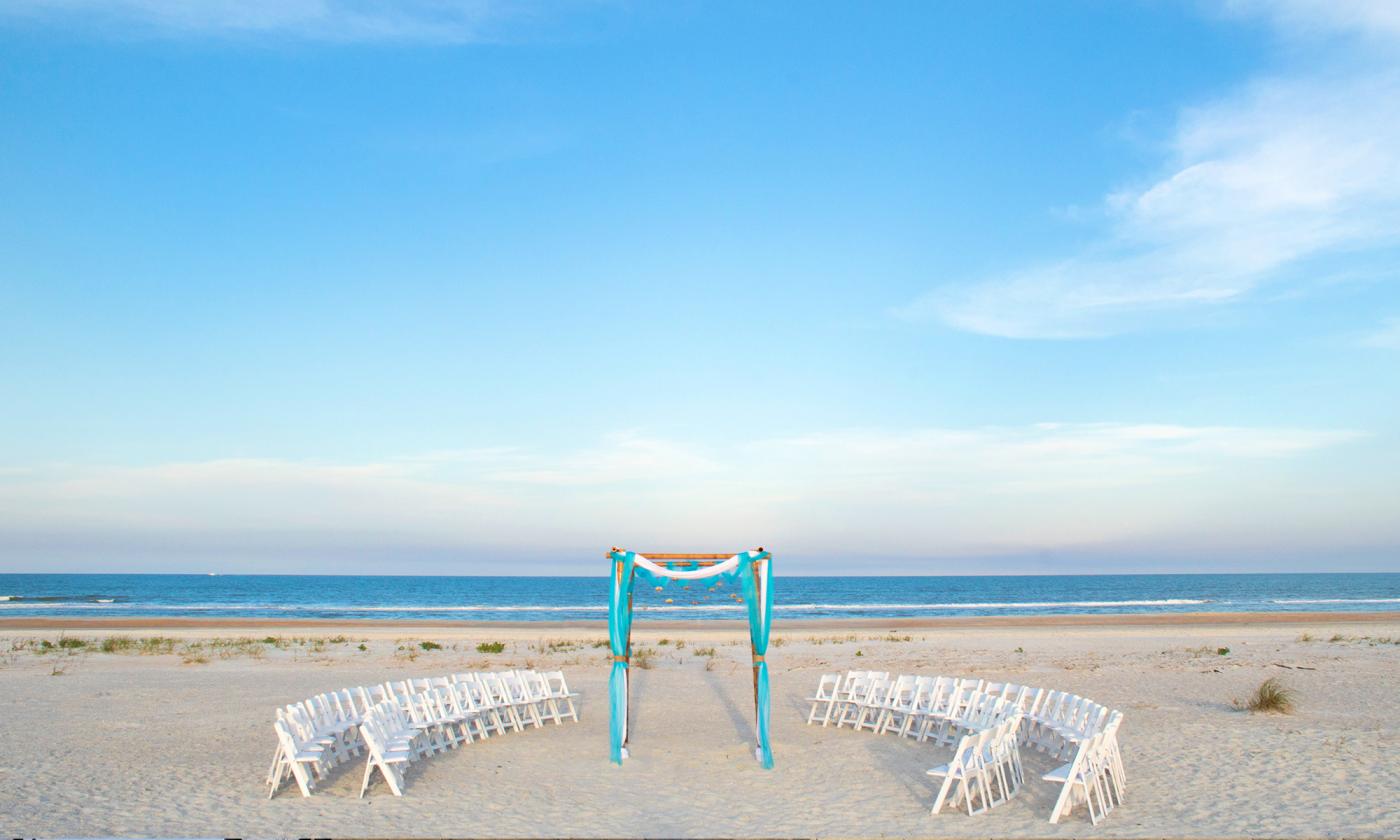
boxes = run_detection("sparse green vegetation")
[138,637,178,655]
[1217,647,1230,656]
[419,640,443,651]
[693,646,716,657]
[357,643,368,652]
[476,641,506,654]
[658,638,671,646]
[100,636,134,653]
[633,647,657,669]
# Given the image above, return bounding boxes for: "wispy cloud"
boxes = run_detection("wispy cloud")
[0,0,533,42]
[1222,0,1400,40]
[902,4,1400,339]
[0,423,1369,568]
[1360,316,1400,349]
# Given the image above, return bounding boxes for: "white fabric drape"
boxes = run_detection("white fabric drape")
[632,553,742,579]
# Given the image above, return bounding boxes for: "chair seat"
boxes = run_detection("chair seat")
[1042,762,1081,783]
[926,763,965,779]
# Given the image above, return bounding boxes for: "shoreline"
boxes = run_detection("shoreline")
[3,608,1397,632]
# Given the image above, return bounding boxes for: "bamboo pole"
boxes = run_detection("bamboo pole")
[603,549,764,560]
[750,558,761,719]
[625,580,633,749]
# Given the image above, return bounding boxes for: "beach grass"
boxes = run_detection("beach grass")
[1241,677,1297,714]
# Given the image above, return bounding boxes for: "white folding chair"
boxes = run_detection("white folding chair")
[358,701,417,797]
[806,673,841,726]
[544,671,580,723]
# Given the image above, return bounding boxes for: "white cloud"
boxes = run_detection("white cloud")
[0,0,525,42]
[0,423,1369,568]
[904,7,1400,338]
[1222,0,1400,40]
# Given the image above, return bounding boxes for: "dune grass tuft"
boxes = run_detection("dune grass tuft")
[476,641,506,654]
[1241,677,1296,714]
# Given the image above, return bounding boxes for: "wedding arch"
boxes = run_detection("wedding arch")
[606,547,774,768]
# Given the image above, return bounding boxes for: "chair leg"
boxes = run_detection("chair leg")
[930,774,957,815]
[385,763,405,797]
[1048,774,1078,824]
[359,758,375,798]
[266,744,284,785]
[289,760,314,798]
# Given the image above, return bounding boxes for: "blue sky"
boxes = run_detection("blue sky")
[1,1,1397,574]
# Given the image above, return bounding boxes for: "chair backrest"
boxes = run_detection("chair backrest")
[273,718,306,754]
[358,703,395,759]
[844,672,873,701]
[521,670,550,701]
[925,676,953,715]
[947,731,979,774]
[951,679,983,717]
[544,670,572,697]
[865,677,893,706]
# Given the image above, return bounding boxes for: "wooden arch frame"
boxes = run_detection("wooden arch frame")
[606,548,774,766]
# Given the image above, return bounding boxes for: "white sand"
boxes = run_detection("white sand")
[2,617,1398,837]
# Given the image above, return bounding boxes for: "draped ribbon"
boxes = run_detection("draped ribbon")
[607,550,636,765]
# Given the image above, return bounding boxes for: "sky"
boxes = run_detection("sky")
[0,0,1397,575]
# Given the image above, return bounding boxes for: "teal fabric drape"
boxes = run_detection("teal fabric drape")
[607,550,636,765]
[740,550,775,768]
[607,548,775,768]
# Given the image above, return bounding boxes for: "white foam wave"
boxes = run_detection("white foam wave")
[771,599,1211,610]
[0,598,1213,612]
[1271,598,1400,604]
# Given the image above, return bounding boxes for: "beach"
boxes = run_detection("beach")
[2,612,1398,838]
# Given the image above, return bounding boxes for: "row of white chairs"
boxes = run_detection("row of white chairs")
[268,669,579,798]
[806,672,1125,824]
[928,710,1024,816]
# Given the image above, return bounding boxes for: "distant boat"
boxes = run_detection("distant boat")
[208,573,219,576]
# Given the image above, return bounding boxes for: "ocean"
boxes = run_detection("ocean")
[0,572,1397,621]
